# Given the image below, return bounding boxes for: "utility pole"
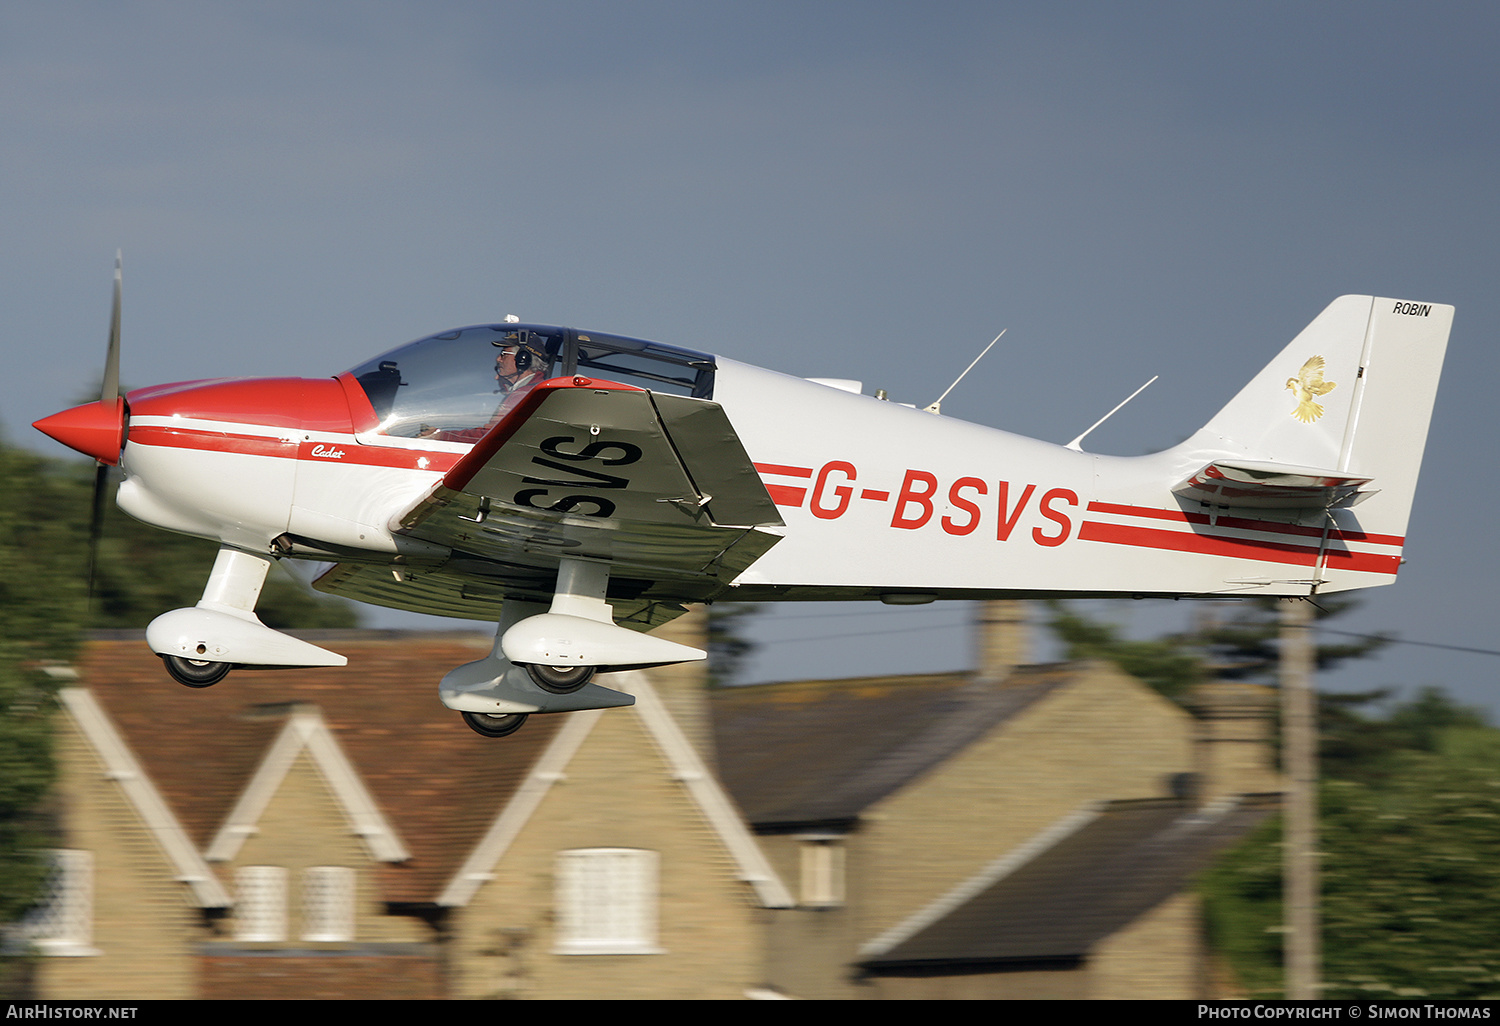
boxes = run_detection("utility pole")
[1280,597,1319,999]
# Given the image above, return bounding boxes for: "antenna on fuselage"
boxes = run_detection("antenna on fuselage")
[924,329,1006,415]
[1064,375,1159,452]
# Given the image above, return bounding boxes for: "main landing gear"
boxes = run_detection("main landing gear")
[526,663,595,694]
[439,557,705,738]
[461,711,530,738]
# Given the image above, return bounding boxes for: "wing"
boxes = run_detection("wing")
[314,379,783,621]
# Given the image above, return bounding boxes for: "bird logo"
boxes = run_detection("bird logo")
[1285,356,1337,424]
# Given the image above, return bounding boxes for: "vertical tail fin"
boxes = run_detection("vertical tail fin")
[1182,295,1452,541]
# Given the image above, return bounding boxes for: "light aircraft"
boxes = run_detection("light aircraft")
[34,259,1453,737]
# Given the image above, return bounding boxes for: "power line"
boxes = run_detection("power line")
[1315,627,1500,659]
[754,615,1500,657]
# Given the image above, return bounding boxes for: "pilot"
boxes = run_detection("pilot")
[491,336,549,415]
[421,335,550,443]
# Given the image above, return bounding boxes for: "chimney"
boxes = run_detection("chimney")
[1186,681,1283,802]
[974,600,1030,683]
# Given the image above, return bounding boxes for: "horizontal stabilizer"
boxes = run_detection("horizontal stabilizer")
[1174,459,1374,510]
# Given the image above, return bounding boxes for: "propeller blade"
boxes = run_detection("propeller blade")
[90,252,122,616]
[100,251,121,407]
[86,462,110,616]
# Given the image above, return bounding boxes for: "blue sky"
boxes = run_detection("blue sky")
[4,2,1498,711]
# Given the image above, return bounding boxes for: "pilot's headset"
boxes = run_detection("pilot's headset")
[493,331,545,387]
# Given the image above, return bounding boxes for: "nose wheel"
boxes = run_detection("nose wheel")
[162,655,232,688]
[461,711,530,738]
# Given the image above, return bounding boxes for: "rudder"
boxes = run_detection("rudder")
[1182,295,1452,540]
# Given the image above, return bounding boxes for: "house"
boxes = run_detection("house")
[22,603,1276,999]
[710,602,1279,999]
[29,618,788,1000]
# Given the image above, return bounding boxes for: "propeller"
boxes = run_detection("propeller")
[30,253,128,615]
[86,253,125,611]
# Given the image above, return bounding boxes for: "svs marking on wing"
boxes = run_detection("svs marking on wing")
[514,434,644,518]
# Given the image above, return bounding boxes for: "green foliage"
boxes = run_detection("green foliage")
[0,438,360,934]
[1046,602,1205,700]
[1051,598,1500,997]
[0,648,56,925]
[706,602,760,688]
[1203,692,1500,999]
[1046,598,1390,704]
[0,445,74,925]
[61,464,359,630]
[1321,686,1488,786]
[1200,815,1284,997]
[1197,597,1389,680]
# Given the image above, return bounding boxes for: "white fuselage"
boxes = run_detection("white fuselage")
[112,355,1403,610]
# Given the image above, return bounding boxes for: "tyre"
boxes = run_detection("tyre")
[525,663,595,694]
[163,655,232,688]
[461,711,529,738]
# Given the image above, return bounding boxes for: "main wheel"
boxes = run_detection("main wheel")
[461,711,529,738]
[163,655,232,688]
[525,663,596,694]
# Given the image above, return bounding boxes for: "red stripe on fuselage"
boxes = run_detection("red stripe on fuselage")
[754,463,815,507]
[753,462,814,479]
[1085,500,1404,548]
[764,484,808,506]
[127,425,461,472]
[1078,519,1401,575]
[1078,520,1321,567]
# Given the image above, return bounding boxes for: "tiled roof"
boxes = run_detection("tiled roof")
[861,795,1277,970]
[711,666,1073,828]
[77,631,565,904]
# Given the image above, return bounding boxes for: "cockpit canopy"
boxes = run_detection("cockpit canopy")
[346,324,716,439]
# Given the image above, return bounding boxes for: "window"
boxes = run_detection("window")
[301,866,355,942]
[571,333,714,398]
[235,866,288,942]
[554,848,660,954]
[22,849,96,955]
[798,837,845,908]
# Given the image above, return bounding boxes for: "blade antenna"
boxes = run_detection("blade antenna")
[1065,375,1158,452]
[924,329,1006,415]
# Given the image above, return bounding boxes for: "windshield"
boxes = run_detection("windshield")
[347,324,715,441]
[348,326,564,439]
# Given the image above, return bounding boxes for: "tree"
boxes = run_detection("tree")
[1046,597,1500,997]
[1044,596,1387,703]
[1204,713,1500,999]
[1045,601,1205,700]
[0,439,359,934]
[0,444,80,928]
[46,461,359,630]
[1191,596,1389,681]
[705,602,761,688]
